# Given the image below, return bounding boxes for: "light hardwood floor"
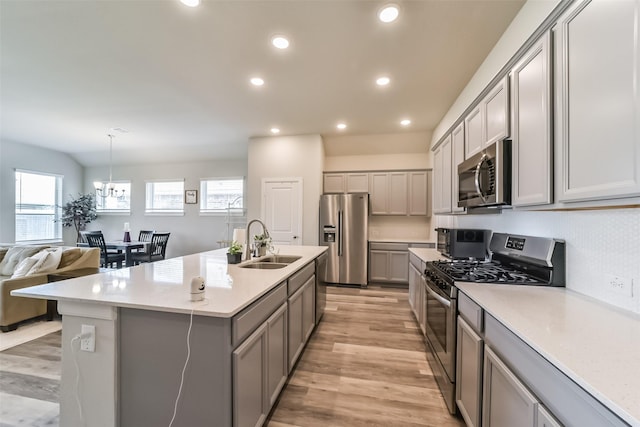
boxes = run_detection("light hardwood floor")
[0,286,465,427]
[266,285,465,427]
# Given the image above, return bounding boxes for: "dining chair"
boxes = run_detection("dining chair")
[80,230,102,244]
[138,230,154,242]
[131,232,170,265]
[85,232,125,269]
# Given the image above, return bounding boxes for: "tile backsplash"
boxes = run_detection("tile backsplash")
[434,208,640,314]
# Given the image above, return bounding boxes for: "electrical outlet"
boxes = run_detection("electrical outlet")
[80,324,95,352]
[605,274,633,298]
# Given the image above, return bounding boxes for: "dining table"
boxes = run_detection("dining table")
[79,240,148,268]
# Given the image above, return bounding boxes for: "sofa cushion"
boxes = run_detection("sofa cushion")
[58,247,83,269]
[28,247,63,275]
[0,247,8,263]
[10,247,63,278]
[11,253,43,278]
[0,246,48,276]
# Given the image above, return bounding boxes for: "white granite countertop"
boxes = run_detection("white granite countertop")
[13,246,326,318]
[408,248,445,262]
[456,283,640,427]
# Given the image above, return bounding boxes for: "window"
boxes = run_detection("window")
[145,180,184,214]
[95,182,131,213]
[200,178,244,214]
[15,170,62,242]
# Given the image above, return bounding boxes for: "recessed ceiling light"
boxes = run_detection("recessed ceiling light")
[250,77,265,86]
[376,76,391,86]
[400,119,411,126]
[337,123,347,130]
[378,4,399,23]
[180,0,200,7]
[271,127,280,134]
[271,36,290,49]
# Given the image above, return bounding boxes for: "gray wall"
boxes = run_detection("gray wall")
[247,134,324,246]
[0,140,84,244]
[84,159,247,258]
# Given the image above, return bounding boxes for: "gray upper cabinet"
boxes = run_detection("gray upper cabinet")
[465,105,484,158]
[483,76,510,147]
[346,173,369,193]
[433,135,453,214]
[369,172,408,215]
[464,76,509,159]
[511,31,553,206]
[408,170,431,216]
[323,173,345,193]
[323,172,369,193]
[451,122,465,213]
[555,0,640,203]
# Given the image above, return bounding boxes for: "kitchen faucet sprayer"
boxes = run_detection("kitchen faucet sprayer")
[244,219,271,261]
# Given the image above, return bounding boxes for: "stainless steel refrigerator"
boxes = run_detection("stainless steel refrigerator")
[319,193,368,287]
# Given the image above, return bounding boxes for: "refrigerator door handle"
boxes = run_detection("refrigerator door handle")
[338,210,343,256]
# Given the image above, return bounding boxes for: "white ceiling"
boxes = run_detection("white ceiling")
[0,0,525,167]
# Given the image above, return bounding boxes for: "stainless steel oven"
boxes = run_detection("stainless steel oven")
[423,267,458,414]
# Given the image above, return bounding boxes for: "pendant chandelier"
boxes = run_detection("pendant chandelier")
[93,134,125,199]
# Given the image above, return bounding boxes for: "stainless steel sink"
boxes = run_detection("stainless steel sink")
[259,255,302,264]
[239,262,288,269]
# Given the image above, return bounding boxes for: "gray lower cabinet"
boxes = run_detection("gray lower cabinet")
[369,243,409,284]
[483,345,538,427]
[456,316,483,427]
[233,301,288,427]
[288,275,315,372]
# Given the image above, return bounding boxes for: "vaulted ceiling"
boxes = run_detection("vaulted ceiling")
[0,0,525,166]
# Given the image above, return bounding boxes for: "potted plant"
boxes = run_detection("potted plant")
[59,193,98,243]
[227,241,243,264]
[253,233,272,257]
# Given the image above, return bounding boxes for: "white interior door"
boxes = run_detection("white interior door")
[261,178,303,246]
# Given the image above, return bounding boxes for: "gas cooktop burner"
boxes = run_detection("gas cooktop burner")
[429,260,544,284]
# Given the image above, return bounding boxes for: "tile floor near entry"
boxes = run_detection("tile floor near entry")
[0,287,463,427]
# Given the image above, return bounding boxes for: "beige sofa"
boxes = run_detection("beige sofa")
[0,245,100,331]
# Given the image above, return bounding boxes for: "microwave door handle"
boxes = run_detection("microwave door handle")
[474,154,489,203]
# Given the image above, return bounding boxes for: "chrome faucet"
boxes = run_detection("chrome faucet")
[244,219,271,261]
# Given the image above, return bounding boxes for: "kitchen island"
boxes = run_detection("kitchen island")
[13,246,327,427]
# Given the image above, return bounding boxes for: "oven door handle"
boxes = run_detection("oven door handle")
[426,284,451,308]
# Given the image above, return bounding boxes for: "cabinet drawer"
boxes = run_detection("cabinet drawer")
[484,314,627,427]
[369,242,409,251]
[288,261,315,295]
[232,282,287,347]
[458,292,483,333]
[409,252,423,271]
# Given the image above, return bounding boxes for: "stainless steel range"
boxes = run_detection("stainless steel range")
[422,232,566,414]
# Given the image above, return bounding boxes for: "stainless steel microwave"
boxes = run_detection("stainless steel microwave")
[458,140,511,208]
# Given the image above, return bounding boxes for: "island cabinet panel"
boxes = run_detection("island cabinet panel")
[232,282,287,346]
[288,275,315,372]
[555,0,640,203]
[233,322,268,427]
[119,309,234,427]
[233,301,289,427]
